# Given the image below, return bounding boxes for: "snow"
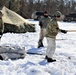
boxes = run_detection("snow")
[0,20,76,75]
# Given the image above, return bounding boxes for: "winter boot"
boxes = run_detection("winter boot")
[0,55,3,60]
[38,39,44,48]
[47,58,56,62]
[45,55,48,59]
[45,56,56,62]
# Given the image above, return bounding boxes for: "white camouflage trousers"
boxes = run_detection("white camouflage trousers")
[39,28,46,40]
[46,37,56,58]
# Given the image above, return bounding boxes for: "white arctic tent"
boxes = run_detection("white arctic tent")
[1,6,35,33]
[0,6,37,60]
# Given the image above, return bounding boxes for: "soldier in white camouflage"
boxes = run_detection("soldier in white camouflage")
[45,11,67,62]
[38,11,51,48]
[0,11,4,38]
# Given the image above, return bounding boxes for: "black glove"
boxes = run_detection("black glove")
[61,30,67,34]
[56,27,59,30]
[39,21,43,28]
[0,32,3,35]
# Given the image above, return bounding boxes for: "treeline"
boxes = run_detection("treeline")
[0,0,76,18]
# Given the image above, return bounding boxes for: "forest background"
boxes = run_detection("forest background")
[0,0,76,18]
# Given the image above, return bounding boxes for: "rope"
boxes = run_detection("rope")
[67,30,76,32]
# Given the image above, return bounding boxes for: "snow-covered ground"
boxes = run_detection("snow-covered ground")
[0,20,76,75]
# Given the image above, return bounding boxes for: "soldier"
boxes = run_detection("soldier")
[38,11,51,48]
[0,11,4,38]
[45,11,67,62]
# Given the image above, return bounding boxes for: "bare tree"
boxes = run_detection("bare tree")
[20,0,29,18]
[0,0,8,8]
[0,0,76,18]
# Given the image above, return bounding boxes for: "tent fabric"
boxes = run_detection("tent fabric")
[2,6,33,25]
[1,6,35,33]
[0,46,26,60]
